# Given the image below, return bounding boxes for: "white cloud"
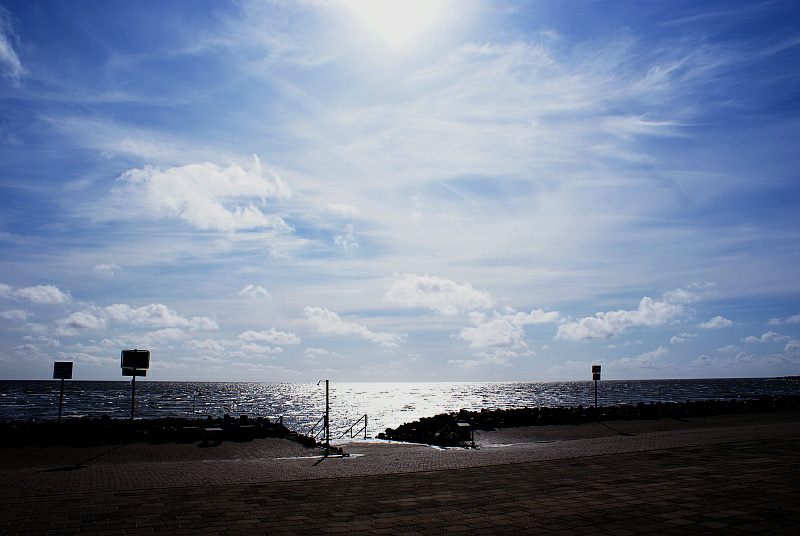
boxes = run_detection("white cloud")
[112,155,291,232]
[785,340,800,356]
[145,328,188,343]
[717,345,742,353]
[54,351,116,366]
[697,316,733,329]
[302,306,406,347]
[663,289,699,304]
[102,303,217,330]
[386,273,494,315]
[94,263,122,275]
[238,328,301,345]
[670,332,696,344]
[663,282,716,304]
[458,308,560,349]
[239,343,280,356]
[185,339,226,353]
[768,314,800,325]
[556,297,682,341]
[303,347,346,360]
[2,284,72,304]
[0,9,24,82]
[1,309,31,321]
[742,331,791,344]
[607,340,642,349]
[333,224,359,251]
[55,312,107,336]
[180,355,227,364]
[238,284,272,300]
[610,345,669,369]
[326,203,361,218]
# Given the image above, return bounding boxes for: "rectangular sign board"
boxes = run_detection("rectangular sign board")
[592,365,601,373]
[53,361,73,379]
[122,368,147,377]
[121,349,150,369]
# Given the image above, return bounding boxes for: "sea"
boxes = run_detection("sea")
[1,378,799,438]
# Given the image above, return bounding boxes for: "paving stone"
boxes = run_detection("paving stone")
[1,413,799,535]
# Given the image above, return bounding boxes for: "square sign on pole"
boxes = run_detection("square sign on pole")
[592,365,601,408]
[53,361,73,379]
[592,365,601,381]
[121,349,150,420]
[121,349,150,369]
[53,361,73,422]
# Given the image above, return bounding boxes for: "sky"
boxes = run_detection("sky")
[1,0,799,382]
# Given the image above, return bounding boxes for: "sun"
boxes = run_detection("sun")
[342,0,448,50]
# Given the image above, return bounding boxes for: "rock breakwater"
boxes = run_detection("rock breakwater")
[0,414,330,450]
[378,395,800,447]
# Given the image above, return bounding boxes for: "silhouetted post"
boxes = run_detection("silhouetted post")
[53,361,73,423]
[131,374,137,420]
[592,365,601,408]
[121,349,150,420]
[59,379,65,421]
[324,379,330,456]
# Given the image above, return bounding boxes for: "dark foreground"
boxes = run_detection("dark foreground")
[1,412,798,535]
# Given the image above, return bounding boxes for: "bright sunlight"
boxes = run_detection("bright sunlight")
[342,0,448,50]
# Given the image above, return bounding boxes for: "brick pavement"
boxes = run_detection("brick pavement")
[1,413,798,535]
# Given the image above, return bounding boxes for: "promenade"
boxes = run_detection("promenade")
[1,412,798,535]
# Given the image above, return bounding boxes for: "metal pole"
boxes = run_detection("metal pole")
[594,379,598,408]
[131,373,136,420]
[324,380,330,456]
[364,414,368,439]
[58,378,65,422]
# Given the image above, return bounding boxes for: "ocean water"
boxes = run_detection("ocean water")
[1,378,798,437]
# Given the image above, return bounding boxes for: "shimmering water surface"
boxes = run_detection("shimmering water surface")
[1,378,798,437]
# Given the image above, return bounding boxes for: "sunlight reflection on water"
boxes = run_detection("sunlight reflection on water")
[1,378,798,437]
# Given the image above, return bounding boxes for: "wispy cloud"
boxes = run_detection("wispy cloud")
[238,285,271,300]
[697,316,733,329]
[458,308,560,349]
[556,297,682,341]
[302,306,406,347]
[386,273,493,315]
[94,263,122,276]
[0,284,71,304]
[742,331,791,344]
[0,8,24,83]
[768,314,800,326]
[239,328,301,345]
[109,156,291,232]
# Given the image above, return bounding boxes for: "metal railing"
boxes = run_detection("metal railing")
[308,414,326,440]
[338,414,368,439]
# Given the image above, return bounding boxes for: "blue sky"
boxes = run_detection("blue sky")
[1,0,799,382]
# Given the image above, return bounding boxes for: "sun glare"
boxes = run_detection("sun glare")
[343,0,447,50]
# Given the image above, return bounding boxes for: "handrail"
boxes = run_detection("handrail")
[308,414,326,440]
[338,414,368,439]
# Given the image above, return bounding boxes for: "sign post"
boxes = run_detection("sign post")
[592,365,601,408]
[121,349,150,419]
[53,361,73,422]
